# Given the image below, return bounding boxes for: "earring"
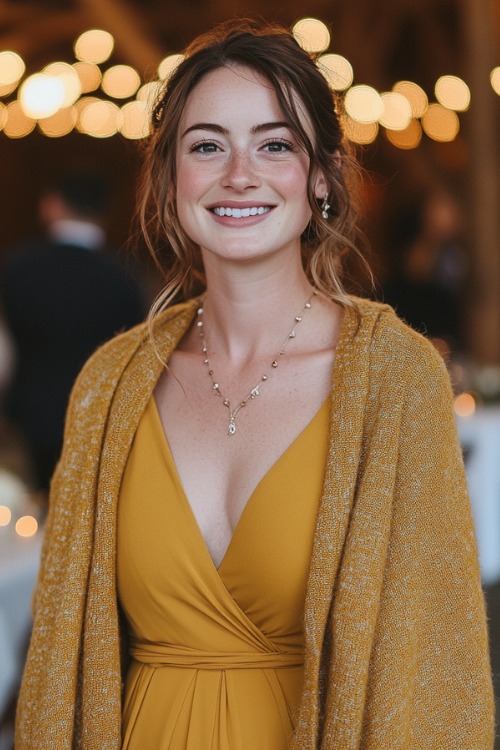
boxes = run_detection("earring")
[321,195,331,220]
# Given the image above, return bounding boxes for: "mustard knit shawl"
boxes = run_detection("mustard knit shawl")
[16,297,494,749]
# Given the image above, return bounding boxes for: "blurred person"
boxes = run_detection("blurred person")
[0,172,146,492]
[15,21,493,750]
[382,188,466,356]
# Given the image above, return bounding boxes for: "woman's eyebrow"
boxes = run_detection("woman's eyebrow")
[181,121,291,138]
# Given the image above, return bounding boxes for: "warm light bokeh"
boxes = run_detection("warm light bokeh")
[392,80,428,117]
[385,119,422,149]
[454,392,477,418]
[44,62,82,108]
[38,107,78,137]
[0,51,25,86]
[3,101,36,138]
[435,75,470,111]
[491,67,500,95]
[158,54,184,80]
[15,515,38,538]
[341,115,378,144]
[317,53,353,91]
[0,505,12,526]
[102,65,141,99]
[73,62,102,93]
[19,73,65,119]
[344,85,383,124]
[119,101,151,139]
[74,29,115,64]
[292,18,330,53]
[379,92,412,130]
[78,99,119,137]
[422,102,460,141]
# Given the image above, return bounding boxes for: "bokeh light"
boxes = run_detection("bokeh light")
[379,91,412,130]
[4,101,36,137]
[385,119,422,149]
[293,18,330,53]
[119,100,150,139]
[0,505,12,526]
[73,62,102,93]
[422,103,460,141]
[435,75,470,111]
[19,73,65,118]
[392,80,428,117]
[38,107,77,137]
[15,515,38,537]
[43,62,81,108]
[78,99,119,137]
[454,392,476,418]
[0,103,7,131]
[102,65,141,99]
[158,54,184,80]
[0,51,25,86]
[491,67,500,95]
[317,53,353,91]
[344,85,383,124]
[341,116,378,144]
[74,29,114,64]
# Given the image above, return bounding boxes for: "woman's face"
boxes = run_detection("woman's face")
[175,64,326,268]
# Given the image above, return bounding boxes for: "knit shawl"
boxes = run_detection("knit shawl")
[16,296,494,749]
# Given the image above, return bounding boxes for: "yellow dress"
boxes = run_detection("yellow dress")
[117,396,330,750]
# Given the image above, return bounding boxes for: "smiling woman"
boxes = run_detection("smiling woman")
[16,18,494,750]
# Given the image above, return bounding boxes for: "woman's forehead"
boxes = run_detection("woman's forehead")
[180,64,314,140]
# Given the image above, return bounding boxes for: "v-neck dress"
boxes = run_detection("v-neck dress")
[117,396,330,750]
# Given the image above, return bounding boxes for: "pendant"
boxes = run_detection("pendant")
[228,416,236,436]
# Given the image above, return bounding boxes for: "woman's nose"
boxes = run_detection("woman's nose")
[222,150,260,190]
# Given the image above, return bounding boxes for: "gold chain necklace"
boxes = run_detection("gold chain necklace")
[197,289,317,436]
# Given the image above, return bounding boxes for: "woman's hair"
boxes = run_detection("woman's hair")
[138,18,367,319]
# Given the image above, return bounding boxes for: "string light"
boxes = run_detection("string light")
[422,103,460,142]
[158,54,184,80]
[385,119,422,149]
[4,101,36,137]
[19,73,65,119]
[293,18,330,53]
[119,100,150,139]
[379,92,412,130]
[345,85,383,124]
[435,75,470,112]
[317,53,353,91]
[102,65,141,99]
[74,29,114,64]
[0,20,490,146]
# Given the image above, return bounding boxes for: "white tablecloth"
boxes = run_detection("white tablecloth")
[0,527,42,718]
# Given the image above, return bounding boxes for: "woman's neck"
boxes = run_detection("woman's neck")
[198,262,315,363]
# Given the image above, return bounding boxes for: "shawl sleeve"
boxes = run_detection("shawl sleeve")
[361,319,495,748]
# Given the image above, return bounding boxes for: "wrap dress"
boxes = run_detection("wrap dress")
[117,395,330,749]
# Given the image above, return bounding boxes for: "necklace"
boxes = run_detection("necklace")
[197,288,317,436]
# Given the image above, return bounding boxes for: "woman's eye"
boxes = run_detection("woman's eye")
[191,141,219,153]
[263,139,294,153]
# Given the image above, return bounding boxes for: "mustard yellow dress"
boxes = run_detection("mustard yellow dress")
[117,396,330,750]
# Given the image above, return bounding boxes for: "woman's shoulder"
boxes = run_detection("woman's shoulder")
[347,295,449,382]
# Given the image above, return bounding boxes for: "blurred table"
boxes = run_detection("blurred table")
[0,526,42,718]
[458,406,500,586]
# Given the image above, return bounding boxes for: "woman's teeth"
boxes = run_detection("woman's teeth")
[212,206,271,218]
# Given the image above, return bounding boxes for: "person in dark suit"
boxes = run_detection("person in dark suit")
[0,172,146,491]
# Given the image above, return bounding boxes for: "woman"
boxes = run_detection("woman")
[16,19,493,750]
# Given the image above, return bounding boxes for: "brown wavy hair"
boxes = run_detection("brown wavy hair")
[138,18,367,320]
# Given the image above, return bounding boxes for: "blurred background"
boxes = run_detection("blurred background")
[0,0,499,747]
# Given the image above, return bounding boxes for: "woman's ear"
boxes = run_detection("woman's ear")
[313,170,328,201]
